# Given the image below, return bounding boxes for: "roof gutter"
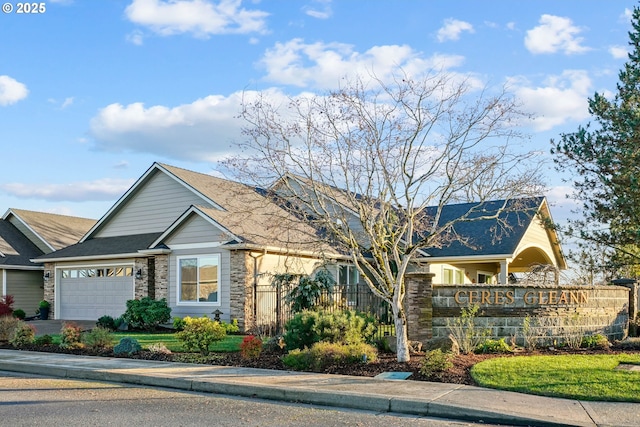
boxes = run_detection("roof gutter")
[223,243,352,261]
[33,252,151,263]
[414,254,514,263]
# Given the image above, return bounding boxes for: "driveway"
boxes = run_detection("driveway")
[26,320,97,336]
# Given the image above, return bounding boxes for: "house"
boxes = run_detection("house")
[36,163,344,325]
[0,209,96,314]
[35,162,566,327]
[420,198,566,285]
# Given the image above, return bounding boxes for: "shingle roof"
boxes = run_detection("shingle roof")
[0,220,44,267]
[9,209,96,250]
[35,232,163,260]
[159,164,337,254]
[421,197,544,257]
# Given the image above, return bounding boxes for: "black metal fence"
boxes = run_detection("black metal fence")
[253,282,393,338]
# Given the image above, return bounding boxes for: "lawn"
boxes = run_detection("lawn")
[51,332,245,353]
[471,353,640,402]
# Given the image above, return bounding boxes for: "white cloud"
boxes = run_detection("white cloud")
[0,75,28,106]
[1,178,134,202]
[124,0,269,38]
[303,0,332,19]
[89,91,287,161]
[61,97,74,109]
[525,15,590,55]
[436,18,474,42]
[259,39,470,89]
[512,70,592,131]
[126,29,145,45]
[609,45,628,59]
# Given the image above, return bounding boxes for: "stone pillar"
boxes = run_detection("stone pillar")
[229,250,253,332]
[153,254,169,300]
[43,263,55,319]
[405,271,435,345]
[612,278,639,324]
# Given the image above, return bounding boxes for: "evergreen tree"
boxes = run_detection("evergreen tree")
[552,6,640,274]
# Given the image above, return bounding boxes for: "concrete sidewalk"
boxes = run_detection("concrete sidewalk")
[0,349,637,427]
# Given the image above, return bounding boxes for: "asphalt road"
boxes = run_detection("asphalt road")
[0,371,505,427]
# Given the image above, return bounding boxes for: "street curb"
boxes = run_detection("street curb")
[0,359,596,427]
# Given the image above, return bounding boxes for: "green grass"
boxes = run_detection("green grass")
[49,332,244,353]
[471,354,640,402]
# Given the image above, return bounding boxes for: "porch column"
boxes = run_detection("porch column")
[499,260,508,284]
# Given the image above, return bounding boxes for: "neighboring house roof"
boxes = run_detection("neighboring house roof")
[0,220,44,269]
[36,233,164,262]
[421,197,544,258]
[3,209,96,252]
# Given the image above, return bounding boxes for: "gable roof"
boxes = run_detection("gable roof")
[4,209,96,252]
[420,197,546,258]
[0,219,44,269]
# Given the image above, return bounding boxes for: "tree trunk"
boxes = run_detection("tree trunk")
[393,304,410,362]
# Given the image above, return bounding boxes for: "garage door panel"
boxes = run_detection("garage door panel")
[59,272,134,320]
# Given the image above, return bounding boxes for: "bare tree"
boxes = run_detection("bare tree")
[225,73,544,362]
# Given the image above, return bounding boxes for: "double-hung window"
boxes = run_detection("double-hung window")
[443,267,465,284]
[178,255,220,304]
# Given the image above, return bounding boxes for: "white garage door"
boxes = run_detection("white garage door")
[58,266,135,320]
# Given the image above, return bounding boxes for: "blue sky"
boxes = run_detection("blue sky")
[0,0,636,224]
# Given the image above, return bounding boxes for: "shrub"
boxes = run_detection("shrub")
[274,269,336,313]
[615,337,640,350]
[34,334,53,346]
[475,338,513,354]
[240,335,263,360]
[262,335,287,354]
[581,333,610,349]
[12,308,26,320]
[0,295,15,317]
[82,327,114,351]
[122,297,171,331]
[0,316,20,342]
[114,337,142,355]
[60,322,83,349]
[172,316,186,331]
[282,341,377,372]
[447,305,490,354]
[9,322,35,347]
[283,310,377,351]
[113,316,126,330]
[96,315,116,331]
[222,319,240,334]
[419,349,454,377]
[38,300,50,309]
[148,342,172,354]
[176,316,226,355]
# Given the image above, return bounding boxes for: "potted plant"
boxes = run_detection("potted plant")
[38,300,50,320]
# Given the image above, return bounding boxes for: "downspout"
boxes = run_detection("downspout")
[2,269,6,296]
[248,250,266,328]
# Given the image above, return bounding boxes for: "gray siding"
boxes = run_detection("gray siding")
[7,216,50,253]
[96,171,214,238]
[168,247,231,321]
[166,214,229,246]
[6,270,43,314]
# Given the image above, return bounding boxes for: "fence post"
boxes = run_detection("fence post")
[405,270,435,345]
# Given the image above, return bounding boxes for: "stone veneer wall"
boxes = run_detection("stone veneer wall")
[43,262,55,319]
[134,258,148,299]
[229,250,253,332]
[432,283,630,344]
[405,271,435,344]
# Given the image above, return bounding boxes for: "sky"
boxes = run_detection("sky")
[0,0,637,227]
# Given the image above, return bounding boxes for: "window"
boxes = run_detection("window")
[443,267,465,284]
[477,272,494,284]
[178,255,220,304]
[60,266,133,280]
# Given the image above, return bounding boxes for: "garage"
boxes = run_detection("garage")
[58,266,134,320]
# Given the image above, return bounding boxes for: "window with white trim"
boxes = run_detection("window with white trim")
[337,264,360,307]
[178,255,220,304]
[442,267,465,284]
